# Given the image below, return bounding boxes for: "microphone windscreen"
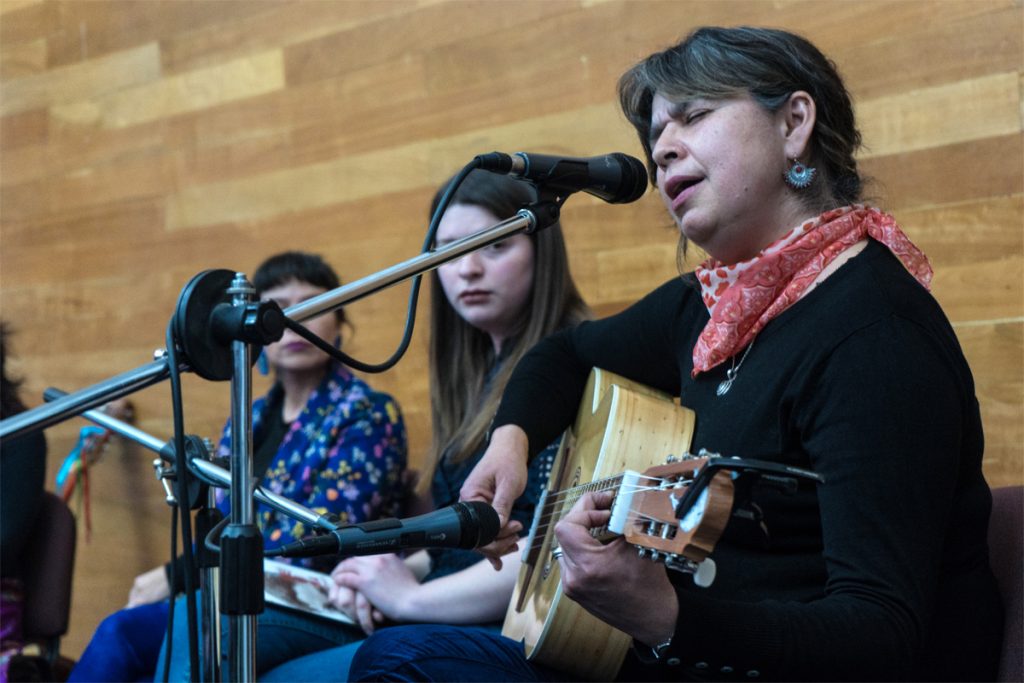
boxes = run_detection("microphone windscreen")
[609,153,649,204]
[454,501,502,548]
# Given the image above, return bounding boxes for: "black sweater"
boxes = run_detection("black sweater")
[494,241,1001,681]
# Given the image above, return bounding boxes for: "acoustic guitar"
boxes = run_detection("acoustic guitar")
[501,368,735,681]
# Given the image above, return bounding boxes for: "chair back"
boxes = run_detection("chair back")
[988,485,1023,683]
[21,491,77,660]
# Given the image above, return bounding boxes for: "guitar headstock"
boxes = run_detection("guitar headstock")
[614,456,734,565]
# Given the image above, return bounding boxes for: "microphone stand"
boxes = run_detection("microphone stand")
[221,275,259,683]
[3,202,557,682]
[52,396,222,683]
[50,392,350,683]
[0,205,553,441]
[48,391,341,531]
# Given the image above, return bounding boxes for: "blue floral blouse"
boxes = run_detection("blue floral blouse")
[214,363,407,572]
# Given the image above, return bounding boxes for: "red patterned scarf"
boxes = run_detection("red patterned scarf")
[692,205,933,377]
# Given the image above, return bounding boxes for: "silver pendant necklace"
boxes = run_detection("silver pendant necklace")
[716,339,755,396]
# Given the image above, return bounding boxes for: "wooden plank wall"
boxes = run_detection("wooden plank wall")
[1,0,1021,659]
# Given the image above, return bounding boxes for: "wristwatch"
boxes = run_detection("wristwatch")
[633,635,677,665]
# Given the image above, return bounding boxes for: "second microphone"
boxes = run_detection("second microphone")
[266,501,500,559]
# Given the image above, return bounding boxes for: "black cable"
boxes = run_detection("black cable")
[202,512,232,555]
[152,156,485,680]
[161,505,178,683]
[280,159,482,374]
[165,324,201,682]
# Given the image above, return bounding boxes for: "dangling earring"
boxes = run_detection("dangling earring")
[784,158,817,190]
[332,335,341,351]
[257,350,270,376]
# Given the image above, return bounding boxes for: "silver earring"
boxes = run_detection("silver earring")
[784,158,817,189]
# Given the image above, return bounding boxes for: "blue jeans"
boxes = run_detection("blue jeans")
[349,624,567,682]
[259,638,363,681]
[68,601,169,682]
[156,590,361,682]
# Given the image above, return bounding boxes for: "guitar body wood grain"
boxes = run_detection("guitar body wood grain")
[502,368,697,681]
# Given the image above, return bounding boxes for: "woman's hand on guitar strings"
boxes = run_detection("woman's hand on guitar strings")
[555,491,679,647]
[460,424,529,569]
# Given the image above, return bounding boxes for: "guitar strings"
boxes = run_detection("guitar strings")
[538,472,673,506]
[524,503,684,555]
[539,473,678,510]
[523,475,683,552]
[525,505,677,547]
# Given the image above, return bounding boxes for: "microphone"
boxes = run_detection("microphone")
[266,501,500,559]
[475,151,648,204]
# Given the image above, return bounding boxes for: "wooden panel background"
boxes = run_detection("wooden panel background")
[0,0,1020,659]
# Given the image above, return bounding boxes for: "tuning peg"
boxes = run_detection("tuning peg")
[692,558,716,587]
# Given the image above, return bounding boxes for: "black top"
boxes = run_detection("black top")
[252,387,288,476]
[494,241,1002,681]
[0,429,47,578]
[426,356,558,586]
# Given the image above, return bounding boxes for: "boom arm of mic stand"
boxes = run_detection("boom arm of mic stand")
[3,204,546,680]
[43,388,229,682]
[284,209,542,322]
[10,205,545,681]
[0,209,542,442]
[0,358,171,441]
[43,388,339,533]
[48,386,345,683]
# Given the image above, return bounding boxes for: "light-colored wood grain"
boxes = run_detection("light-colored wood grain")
[0,35,46,80]
[0,42,160,116]
[43,0,280,70]
[0,0,1019,660]
[959,321,1024,487]
[0,106,47,150]
[0,0,57,44]
[51,49,286,130]
[858,72,1021,158]
[164,100,636,231]
[859,133,1023,211]
[0,0,45,17]
[503,368,697,681]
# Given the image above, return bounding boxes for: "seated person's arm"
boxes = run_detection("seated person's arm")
[403,548,432,582]
[126,565,171,607]
[329,550,521,631]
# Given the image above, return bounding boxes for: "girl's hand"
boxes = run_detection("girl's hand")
[331,554,418,632]
[328,578,385,634]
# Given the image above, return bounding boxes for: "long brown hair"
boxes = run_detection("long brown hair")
[426,171,589,482]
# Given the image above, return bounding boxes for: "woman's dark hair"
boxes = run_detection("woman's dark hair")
[426,171,589,472]
[253,251,345,324]
[618,26,863,211]
[1,322,27,419]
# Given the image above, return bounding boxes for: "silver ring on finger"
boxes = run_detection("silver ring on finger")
[551,547,564,560]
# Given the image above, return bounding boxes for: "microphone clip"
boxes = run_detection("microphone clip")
[518,199,562,234]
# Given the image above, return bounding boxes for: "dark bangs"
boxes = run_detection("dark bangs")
[253,251,341,297]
